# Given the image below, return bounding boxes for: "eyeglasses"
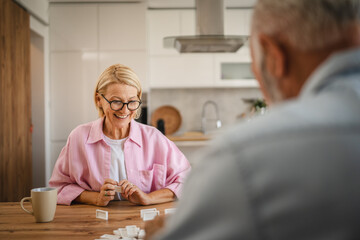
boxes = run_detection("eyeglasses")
[100,94,142,111]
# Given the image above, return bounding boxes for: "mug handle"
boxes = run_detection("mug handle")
[20,197,34,215]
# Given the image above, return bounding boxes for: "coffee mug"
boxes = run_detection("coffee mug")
[20,187,57,223]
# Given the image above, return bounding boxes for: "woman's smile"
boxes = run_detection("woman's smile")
[114,113,129,119]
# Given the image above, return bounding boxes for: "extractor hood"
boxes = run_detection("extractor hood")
[163,0,248,53]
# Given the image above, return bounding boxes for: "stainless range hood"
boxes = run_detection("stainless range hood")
[164,0,248,53]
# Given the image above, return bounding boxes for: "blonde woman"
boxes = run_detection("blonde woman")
[49,64,191,206]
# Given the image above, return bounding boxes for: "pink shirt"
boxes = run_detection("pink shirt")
[49,118,191,205]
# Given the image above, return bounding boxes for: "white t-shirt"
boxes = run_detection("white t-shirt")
[103,135,127,200]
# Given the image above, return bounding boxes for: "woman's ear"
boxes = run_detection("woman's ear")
[258,33,287,79]
[96,94,102,108]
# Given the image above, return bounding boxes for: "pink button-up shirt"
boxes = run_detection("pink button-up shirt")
[49,118,191,205]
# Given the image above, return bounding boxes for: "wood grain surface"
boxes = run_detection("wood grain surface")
[0,0,32,202]
[151,106,182,135]
[0,201,174,240]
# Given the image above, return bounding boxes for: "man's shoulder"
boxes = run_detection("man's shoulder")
[221,92,360,149]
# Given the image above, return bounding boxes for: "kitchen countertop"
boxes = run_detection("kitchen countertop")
[167,131,213,147]
[167,131,211,142]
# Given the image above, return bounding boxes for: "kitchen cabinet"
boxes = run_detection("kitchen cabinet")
[50,4,98,51]
[49,2,148,171]
[214,48,259,87]
[99,4,146,51]
[147,10,181,56]
[175,142,208,167]
[50,51,98,141]
[148,8,257,89]
[225,8,253,36]
[99,51,148,90]
[150,54,214,88]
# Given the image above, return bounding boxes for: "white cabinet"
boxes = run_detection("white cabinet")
[99,4,146,51]
[148,9,214,88]
[148,10,181,56]
[50,2,148,140]
[99,51,148,91]
[214,46,259,87]
[148,8,257,89]
[50,4,98,51]
[180,10,196,35]
[225,9,253,36]
[150,54,214,88]
[50,51,98,141]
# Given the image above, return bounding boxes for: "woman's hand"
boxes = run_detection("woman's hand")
[119,180,151,205]
[95,178,117,206]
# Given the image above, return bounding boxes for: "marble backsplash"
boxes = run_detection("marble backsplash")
[148,88,263,135]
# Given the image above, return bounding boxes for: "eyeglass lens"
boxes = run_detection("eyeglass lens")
[111,101,140,111]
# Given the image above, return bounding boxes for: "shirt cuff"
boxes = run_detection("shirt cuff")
[165,182,183,199]
[57,184,85,205]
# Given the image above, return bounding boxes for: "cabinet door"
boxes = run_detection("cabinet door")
[50,51,99,140]
[225,9,253,36]
[214,50,259,88]
[50,4,98,51]
[150,54,214,88]
[148,10,180,55]
[180,9,196,35]
[99,3,146,51]
[99,51,148,92]
[149,9,214,88]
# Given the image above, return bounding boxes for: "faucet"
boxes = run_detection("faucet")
[201,100,222,134]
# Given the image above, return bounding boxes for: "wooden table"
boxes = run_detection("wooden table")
[0,201,174,240]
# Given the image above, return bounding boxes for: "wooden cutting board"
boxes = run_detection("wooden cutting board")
[151,106,182,135]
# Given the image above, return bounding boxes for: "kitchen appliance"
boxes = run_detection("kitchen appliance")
[163,0,248,53]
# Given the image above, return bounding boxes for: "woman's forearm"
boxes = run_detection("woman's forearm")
[74,190,99,205]
[147,188,176,205]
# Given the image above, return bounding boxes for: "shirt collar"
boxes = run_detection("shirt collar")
[300,47,360,98]
[87,117,105,144]
[86,117,142,148]
[128,119,143,148]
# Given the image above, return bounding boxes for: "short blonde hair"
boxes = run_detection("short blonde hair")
[94,64,142,119]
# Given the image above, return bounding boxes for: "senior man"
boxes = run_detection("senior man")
[154,0,360,239]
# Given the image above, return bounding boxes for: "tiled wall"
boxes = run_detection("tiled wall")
[149,87,263,135]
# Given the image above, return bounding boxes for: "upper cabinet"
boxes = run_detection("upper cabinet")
[50,2,148,142]
[225,8,253,35]
[50,4,98,51]
[148,8,258,88]
[99,4,146,51]
[148,10,179,56]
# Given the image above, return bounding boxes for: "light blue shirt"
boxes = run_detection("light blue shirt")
[157,47,360,240]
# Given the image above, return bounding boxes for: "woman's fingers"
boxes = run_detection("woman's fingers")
[119,180,135,196]
[104,178,118,185]
[128,187,137,196]
[103,189,115,197]
[95,179,118,206]
[101,183,116,192]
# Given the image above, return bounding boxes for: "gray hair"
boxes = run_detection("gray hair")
[252,0,360,50]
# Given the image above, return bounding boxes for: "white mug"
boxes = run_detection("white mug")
[20,187,57,223]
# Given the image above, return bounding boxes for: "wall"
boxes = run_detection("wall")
[149,88,263,135]
[0,0,31,201]
[29,16,51,187]
[31,31,46,188]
